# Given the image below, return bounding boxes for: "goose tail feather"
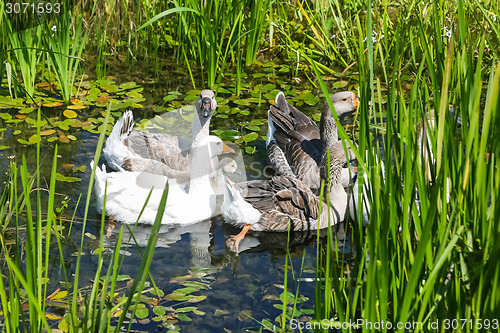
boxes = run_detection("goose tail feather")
[103,110,135,170]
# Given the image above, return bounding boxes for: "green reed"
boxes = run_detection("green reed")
[45,4,88,103]
[0,105,166,332]
[4,23,43,99]
[300,0,500,331]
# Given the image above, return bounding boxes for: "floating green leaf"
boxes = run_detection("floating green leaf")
[234,99,250,106]
[176,313,191,321]
[262,83,277,92]
[55,173,81,182]
[28,134,40,144]
[19,107,34,114]
[181,281,209,290]
[187,295,206,303]
[252,73,266,78]
[186,89,201,96]
[136,308,149,319]
[63,110,78,119]
[176,307,197,313]
[331,80,348,89]
[40,129,56,136]
[119,82,137,89]
[243,132,258,143]
[214,309,229,316]
[219,129,240,141]
[153,306,166,316]
[245,125,260,131]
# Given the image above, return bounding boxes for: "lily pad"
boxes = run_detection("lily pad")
[119,82,137,89]
[186,89,201,96]
[176,314,191,321]
[153,306,166,316]
[71,121,92,127]
[243,132,258,143]
[55,173,81,182]
[28,134,40,144]
[67,105,86,110]
[331,80,349,89]
[262,83,277,92]
[126,91,143,99]
[234,99,250,106]
[96,95,110,104]
[245,125,260,131]
[58,131,70,143]
[245,146,256,154]
[252,73,266,78]
[40,129,56,136]
[136,308,149,319]
[219,129,240,141]
[63,110,78,119]
[43,101,63,107]
[19,107,34,114]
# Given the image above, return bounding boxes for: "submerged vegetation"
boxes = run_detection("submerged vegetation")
[1,0,500,331]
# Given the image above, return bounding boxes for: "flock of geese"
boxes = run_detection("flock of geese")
[92,89,378,251]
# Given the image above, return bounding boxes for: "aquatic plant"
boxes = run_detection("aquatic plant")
[0,106,200,332]
[301,0,500,331]
[44,4,88,103]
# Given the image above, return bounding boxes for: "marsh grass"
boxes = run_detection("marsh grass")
[44,3,88,103]
[297,0,500,331]
[0,105,168,332]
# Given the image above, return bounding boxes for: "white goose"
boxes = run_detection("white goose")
[222,141,355,252]
[93,136,233,225]
[103,89,217,182]
[266,91,358,192]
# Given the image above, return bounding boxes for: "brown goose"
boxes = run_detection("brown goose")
[266,91,358,193]
[103,89,217,182]
[222,141,355,252]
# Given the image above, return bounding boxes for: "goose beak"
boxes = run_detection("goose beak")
[201,97,212,117]
[222,143,235,154]
[352,93,359,109]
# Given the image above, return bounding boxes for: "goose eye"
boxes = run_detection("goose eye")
[343,98,348,101]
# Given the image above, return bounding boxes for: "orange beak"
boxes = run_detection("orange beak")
[222,142,235,154]
[352,93,359,109]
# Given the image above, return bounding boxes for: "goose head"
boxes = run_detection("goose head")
[325,91,359,116]
[320,91,358,147]
[219,157,240,174]
[196,89,217,119]
[191,135,234,167]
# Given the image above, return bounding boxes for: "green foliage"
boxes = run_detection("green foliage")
[303,0,500,331]
[0,105,191,332]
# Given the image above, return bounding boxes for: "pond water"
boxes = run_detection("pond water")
[0,56,357,332]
